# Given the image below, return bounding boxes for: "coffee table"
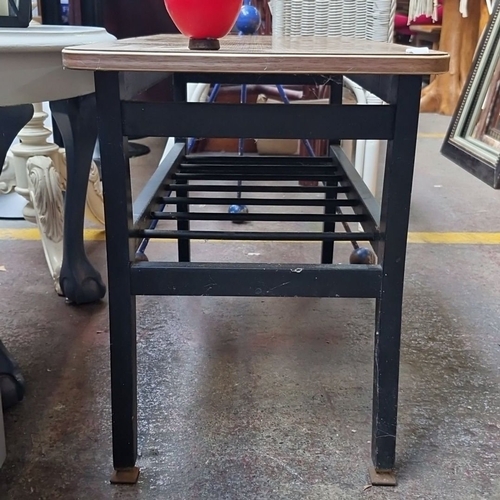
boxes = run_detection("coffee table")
[63,34,449,486]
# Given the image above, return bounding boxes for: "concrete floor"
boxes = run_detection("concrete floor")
[0,113,500,499]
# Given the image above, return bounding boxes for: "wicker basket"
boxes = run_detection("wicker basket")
[271,0,396,42]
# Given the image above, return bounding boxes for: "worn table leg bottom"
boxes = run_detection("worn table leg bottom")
[110,467,140,485]
[368,466,397,486]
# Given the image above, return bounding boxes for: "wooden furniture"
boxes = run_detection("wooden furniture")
[417,0,491,114]
[63,34,449,486]
[410,24,442,50]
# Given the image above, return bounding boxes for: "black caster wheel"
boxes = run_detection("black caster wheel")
[0,373,25,410]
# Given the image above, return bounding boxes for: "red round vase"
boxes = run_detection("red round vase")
[164,0,241,41]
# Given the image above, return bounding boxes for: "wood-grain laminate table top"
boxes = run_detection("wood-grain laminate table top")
[62,34,449,75]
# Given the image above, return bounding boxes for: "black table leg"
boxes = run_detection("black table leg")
[94,72,139,484]
[369,75,422,486]
[50,95,106,305]
[172,74,191,262]
[322,77,343,264]
[0,104,33,409]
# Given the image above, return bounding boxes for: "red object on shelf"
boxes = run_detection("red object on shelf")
[395,0,443,36]
[164,0,241,40]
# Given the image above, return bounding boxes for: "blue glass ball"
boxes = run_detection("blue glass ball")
[236,5,261,35]
[229,204,248,215]
[229,204,249,223]
[349,247,376,265]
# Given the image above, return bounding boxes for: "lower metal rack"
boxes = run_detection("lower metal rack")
[132,146,380,268]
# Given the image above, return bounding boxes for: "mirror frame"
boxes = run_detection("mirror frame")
[441,1,500,189]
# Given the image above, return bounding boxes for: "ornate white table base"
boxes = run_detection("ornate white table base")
[0,24,115,305]
[0,25,115,409]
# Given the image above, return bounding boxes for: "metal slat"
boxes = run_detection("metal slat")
[179,163,336,171]
[178,167,338,176]
[185,154,335,166]
[158,196,360,207]
[164,184,351,194]
[172,173,345,181]
[150,212,367,223]
[131,229,375,242]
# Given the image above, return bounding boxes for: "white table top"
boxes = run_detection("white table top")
[0,25,113,52]
[0,25,115,106]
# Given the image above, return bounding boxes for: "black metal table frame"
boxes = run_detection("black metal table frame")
[94,70,422,486]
